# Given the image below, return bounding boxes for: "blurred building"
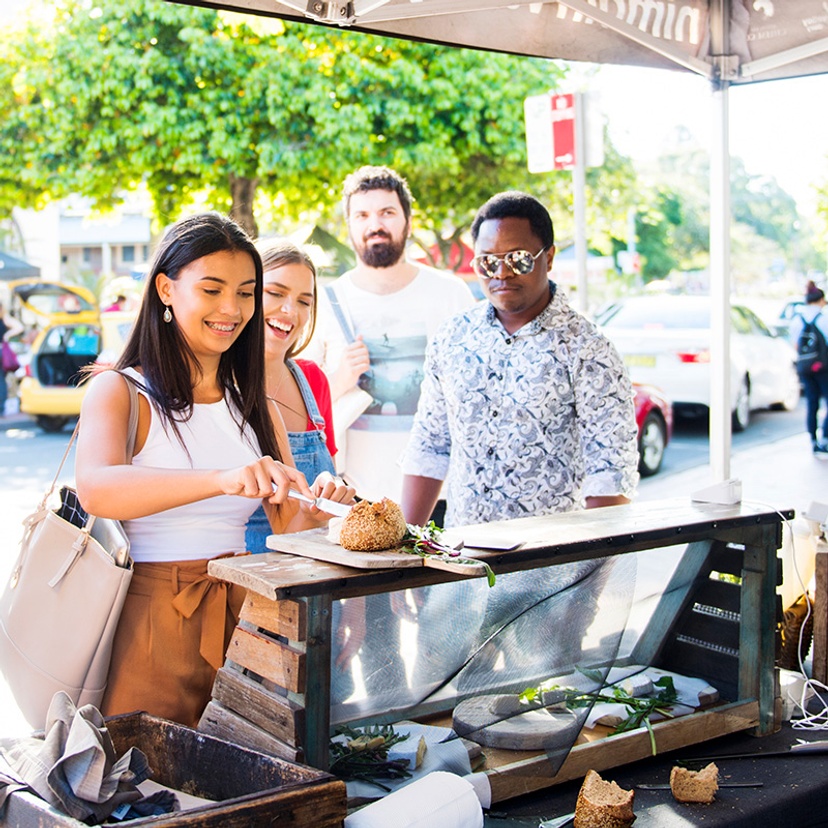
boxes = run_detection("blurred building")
[12,195,152,284]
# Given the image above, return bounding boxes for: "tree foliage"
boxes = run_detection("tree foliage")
[0,0,646,267]
[0,0,564,240]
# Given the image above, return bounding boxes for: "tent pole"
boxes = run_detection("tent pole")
[709,79,732,483]
[573,91,588,314]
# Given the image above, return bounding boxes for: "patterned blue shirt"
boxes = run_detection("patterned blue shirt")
[401,288,640,527]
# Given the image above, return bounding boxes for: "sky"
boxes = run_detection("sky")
[585,62,828,217]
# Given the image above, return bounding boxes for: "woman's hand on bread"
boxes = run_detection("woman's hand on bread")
[292,472,356,524]
[311,472,356,516]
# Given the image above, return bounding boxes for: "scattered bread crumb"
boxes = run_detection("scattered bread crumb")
[670,761,719,804]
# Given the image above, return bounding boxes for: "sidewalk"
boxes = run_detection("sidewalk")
[641,431,825,521]
[638,429,827,612]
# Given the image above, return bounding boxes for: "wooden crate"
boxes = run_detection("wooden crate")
[197,590,321,764]
[0,712,346,827]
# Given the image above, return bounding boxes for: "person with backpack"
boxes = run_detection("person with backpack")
[790,281,828,456]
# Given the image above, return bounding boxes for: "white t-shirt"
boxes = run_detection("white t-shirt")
[307,266,476,501]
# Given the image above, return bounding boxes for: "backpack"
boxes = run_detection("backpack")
[796,311,828,376]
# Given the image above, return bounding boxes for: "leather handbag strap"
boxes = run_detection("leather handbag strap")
[44,373,139,503]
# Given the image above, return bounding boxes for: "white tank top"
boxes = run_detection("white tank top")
[122,368,264,562]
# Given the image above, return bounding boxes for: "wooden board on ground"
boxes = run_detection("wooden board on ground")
[266,528,423,569]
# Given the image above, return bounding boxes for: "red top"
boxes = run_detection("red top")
[295,358,337,457]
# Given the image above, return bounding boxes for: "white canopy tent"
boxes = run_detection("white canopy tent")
[173,0,828,480]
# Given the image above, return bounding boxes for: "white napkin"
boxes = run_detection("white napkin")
[344,771,483,828]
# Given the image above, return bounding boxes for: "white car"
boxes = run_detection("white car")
[595,295,801,431]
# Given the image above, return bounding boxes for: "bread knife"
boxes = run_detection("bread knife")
[637,781,762,789]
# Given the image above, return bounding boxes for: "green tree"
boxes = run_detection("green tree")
[0,0,568,243]
[1,0,646,266]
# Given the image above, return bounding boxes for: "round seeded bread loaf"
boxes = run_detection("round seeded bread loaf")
[339,498,408,551]
[573,769,636,828]
[670,762,719,804]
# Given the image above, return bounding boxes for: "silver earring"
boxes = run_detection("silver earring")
[163,306,172,323]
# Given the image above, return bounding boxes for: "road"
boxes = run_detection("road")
[640,401,805,488]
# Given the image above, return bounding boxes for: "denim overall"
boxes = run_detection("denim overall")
[245,359,335,555]
[243,362,353,702]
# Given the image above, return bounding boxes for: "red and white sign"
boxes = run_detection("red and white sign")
[549,93,576,170]
[524,92,576,173]
[524,91,603,174]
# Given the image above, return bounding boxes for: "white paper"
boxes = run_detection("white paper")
[344,771,483,828]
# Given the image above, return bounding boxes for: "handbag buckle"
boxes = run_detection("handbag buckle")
[9,566,20,590]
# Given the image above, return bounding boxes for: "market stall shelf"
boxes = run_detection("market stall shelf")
[201,497,788,803]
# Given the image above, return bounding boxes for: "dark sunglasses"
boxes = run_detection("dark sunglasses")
[471,247,547,279]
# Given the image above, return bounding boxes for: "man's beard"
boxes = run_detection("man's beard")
[353,231,406,268]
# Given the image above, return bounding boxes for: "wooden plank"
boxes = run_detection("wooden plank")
[3,781,346,828]
[422,555,491,578]
[198,700,304,763]
[266,527,423,569]
[813,541,828,684]
[658,640,739,700]
[691,576,742,615]
[171,781,346,828]
[227,627,305,693]
[739,532,782,734]
[483,700,760,803]
[709,542,745,577]
[303,594,333,771]
[208,499,793,601]
[210,666,304,745]
[678,609,741,651]
[240,593,306,641]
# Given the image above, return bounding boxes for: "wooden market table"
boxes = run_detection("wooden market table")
[202,497,789,803]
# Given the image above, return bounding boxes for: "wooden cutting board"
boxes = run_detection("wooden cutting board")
[265,528,493,579]
[266,528,423,569]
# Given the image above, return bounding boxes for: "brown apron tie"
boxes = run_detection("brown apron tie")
[171,574,232,672]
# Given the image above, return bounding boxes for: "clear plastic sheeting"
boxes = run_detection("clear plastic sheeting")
[331,554,640,775]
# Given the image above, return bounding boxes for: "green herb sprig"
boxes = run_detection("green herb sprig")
[402,521,496,587]
[520,671,678,756]
[329,724,413,790]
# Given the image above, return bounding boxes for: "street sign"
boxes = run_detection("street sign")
[524,91,604,173]
[550,93,576,170]
[617,250,641,274]
[524,93,576,173]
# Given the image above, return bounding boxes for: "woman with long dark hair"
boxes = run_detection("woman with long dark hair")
[75,213,352,726]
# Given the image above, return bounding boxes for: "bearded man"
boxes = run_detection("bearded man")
[307,165,475,502]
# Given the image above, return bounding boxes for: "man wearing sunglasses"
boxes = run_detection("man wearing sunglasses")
[399,191,640,693]
[402,190,639,527]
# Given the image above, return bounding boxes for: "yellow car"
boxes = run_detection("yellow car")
[19,311,135,432]
[3,279,98,329]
